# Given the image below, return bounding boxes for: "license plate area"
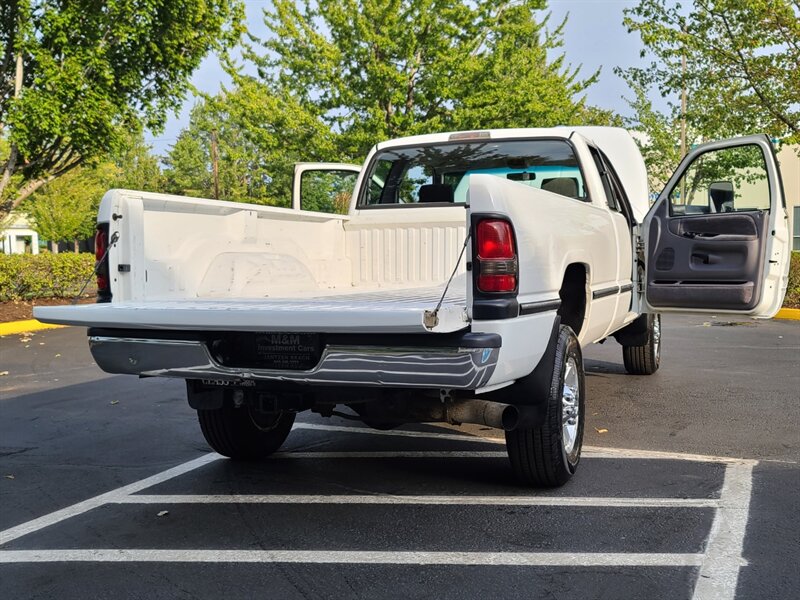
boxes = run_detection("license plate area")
[209,332,323,370]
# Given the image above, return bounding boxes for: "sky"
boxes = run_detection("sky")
[145,0,669,157]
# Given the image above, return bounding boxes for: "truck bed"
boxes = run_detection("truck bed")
[35,286,469,334]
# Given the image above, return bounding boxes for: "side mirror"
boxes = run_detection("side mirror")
[708,181,734,213]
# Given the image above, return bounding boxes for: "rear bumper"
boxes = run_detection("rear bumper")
[87,331,501,390]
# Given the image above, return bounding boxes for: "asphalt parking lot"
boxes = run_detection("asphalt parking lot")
[1,315,798,599]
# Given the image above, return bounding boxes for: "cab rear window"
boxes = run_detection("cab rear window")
[361,139,587,206]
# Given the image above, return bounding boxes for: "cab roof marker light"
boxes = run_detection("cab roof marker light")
[449,131,491,141]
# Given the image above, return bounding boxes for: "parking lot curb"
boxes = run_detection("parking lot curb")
[774,308,800,321]
[0,319,66,336]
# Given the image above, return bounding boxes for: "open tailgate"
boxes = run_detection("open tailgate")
[33,287,469,334]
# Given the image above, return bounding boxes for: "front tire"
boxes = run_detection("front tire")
[505,325,585,487]
[622,313,661,375]
[198,404,295,460]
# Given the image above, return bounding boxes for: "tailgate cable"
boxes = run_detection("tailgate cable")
[424,232,471,330]
[72,231,120,304]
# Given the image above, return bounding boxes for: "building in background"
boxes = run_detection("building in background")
[0,213,39,255]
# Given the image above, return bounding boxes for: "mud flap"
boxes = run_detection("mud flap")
[186,381,225,410]
[486,316,562,427]
[612,313,651,347]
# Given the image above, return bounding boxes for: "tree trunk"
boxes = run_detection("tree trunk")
[0,53,25,218]
[50,241,59,254]
[0,159,82,222]
[73,239,80,252]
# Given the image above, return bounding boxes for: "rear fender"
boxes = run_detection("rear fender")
[485,316,562,426]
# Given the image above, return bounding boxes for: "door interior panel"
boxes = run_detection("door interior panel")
[647,201,767,310]
[667,213,759,238]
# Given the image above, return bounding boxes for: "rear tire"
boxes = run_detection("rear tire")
[622,313,661,375]
[198,404,295,460]
[505,325,585,487]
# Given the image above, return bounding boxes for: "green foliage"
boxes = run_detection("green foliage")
[162,88,311,204]
[20,133,162,245]
[624,84,684,191]
[0,0,245,217]
[112,133,164,192]
[299,170,358,214]
[21,163,116,244]
[0,252,94,300]
[165,0,618,205]
[162,127,212,198]
[258,0,609,155]
[620,0,800,180]
[786,252,800,309]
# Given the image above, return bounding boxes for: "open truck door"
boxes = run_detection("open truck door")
[643,134,791,317]
[292,162,361,214]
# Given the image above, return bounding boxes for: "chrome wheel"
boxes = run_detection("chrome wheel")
[653,314,661,364]
[561,356,580,459]
[505,325,584,487]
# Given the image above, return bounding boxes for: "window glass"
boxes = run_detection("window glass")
[604,158,634,224]
[669,145,770,215]
[361,140,586,206]
[367,160,392,204]
[300,170,358,214]
[589,147,619,211]
[399,165,430,204]
[793,206,800,251]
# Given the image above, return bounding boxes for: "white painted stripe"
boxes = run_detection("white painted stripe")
[273,449,757,466]
[0,453,221,546]
[0,549,712,567]
[293,422,503,444]
[274,451,508,459]
[294,422,757,465]
[116,494,719,508]
[692,462,755,600]
[584,447,758,466]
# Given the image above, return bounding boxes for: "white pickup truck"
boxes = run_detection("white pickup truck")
[35,127,791,487]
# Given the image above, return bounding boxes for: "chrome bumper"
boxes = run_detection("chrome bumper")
[88,336,499,389]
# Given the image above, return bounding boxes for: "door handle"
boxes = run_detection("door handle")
[683,231,719,239]
[691,253,712,265]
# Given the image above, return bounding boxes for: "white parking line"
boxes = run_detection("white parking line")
[0,549,715,567]
[116,494,719,508]
[584,446,757,466]
[692,462,754,600]
[295,423,758,465]
[294,422,503,444]
[0,422,756,598]
[274,450,508,459]
[0,453,221,546]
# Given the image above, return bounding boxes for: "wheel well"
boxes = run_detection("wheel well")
[558,264,587,335]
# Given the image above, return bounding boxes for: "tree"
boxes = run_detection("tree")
[161,0,617,205]
[163,127,212,198]
[164,84,337,205]
[0,0,244,220]
[22,162,117,252]
[163,95,277,203]
[621,0,799,150]
[254,0,614,160]
[23,133,161,250]
[113,133,164,192]
[623,83,686,190]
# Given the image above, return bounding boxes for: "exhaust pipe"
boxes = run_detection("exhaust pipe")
[351,396,523,431]
[445,399,520,431]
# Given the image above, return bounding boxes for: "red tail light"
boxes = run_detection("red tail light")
[95,228,107,261]
[477,220,515,259]
[476,219,517,293]
[94,225,111,302]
